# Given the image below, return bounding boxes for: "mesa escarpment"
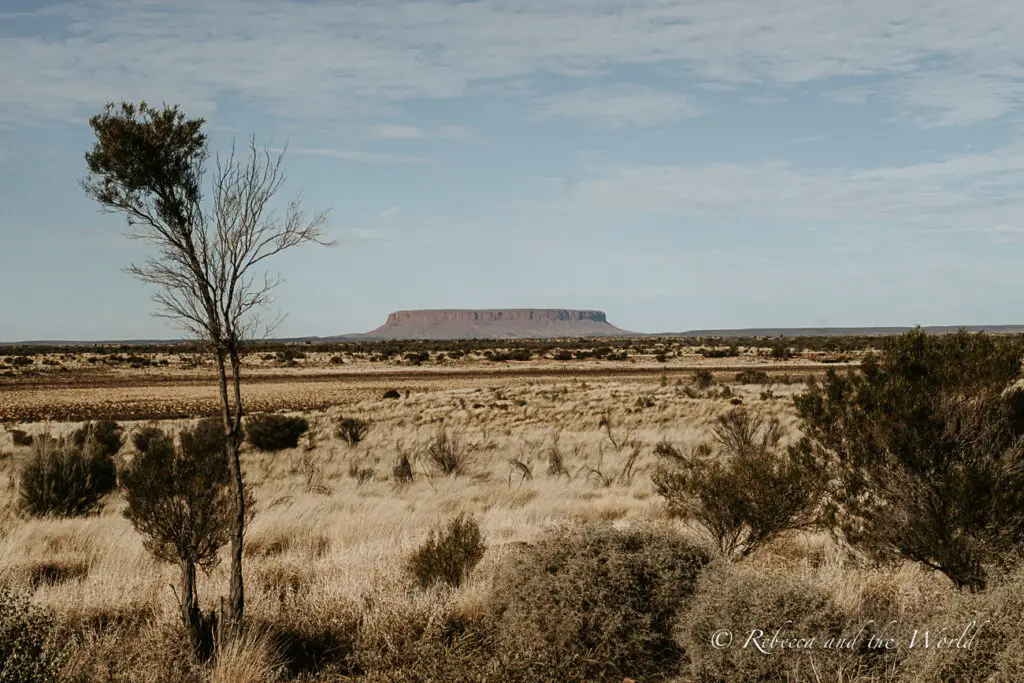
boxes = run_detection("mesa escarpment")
[357,309,632,340]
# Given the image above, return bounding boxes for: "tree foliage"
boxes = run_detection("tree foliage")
[794,328,1024,590]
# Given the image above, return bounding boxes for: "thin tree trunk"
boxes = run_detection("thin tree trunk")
[179,558,200,648]
[214,347,246,634]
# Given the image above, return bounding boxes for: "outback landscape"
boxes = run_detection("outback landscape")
[6,2,1024,675]
[4,327,1024,682]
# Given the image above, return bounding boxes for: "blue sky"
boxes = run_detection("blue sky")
[3,0,1024,340]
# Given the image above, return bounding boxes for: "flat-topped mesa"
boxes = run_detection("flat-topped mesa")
[385,309,609,325]
[362,308,630,340]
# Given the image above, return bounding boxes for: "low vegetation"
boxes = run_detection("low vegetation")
[245,414,309,452]
[3,328,1024,681]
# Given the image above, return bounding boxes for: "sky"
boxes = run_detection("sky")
[3,0,1024,340]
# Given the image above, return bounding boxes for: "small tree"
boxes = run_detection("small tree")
[120,425,236,653]
[83,101,331,631]
[652,408,824,558]
[794,328,1024,591]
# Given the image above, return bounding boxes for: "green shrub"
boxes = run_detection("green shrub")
[679,564,878,682]
[490,522,709,681]
[245,414,309,452]
[70,419,123,458]
[19,435,117,517]
[407,514,486,589]
[795,328,1024,590]
[336,417,371,447]
[131,425,166,454]
[392,454,413,489]
[652,409,824,559]
[0,587,73,682]
[120,427,234,655]
[383,389,401,400]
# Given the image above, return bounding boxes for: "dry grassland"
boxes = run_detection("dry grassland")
[0,359,994,682]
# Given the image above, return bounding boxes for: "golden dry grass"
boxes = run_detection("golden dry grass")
[0,372,961,681]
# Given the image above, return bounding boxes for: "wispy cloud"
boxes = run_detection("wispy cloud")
[534,85,704,126]
[5,0,1024,129]
[286,147,429,164]
[561,141,1024,232]
[365,123,477,142]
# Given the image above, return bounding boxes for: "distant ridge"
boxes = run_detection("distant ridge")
[671,325,1024,337]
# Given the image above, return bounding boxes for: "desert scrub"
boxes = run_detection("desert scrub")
[70,419,123,458]
[0,587,74,682]
[424,428,474,476]
[651,408,825,559]
[245,413,309,451]
[489,522,709,681]
[407,513,486,589]
[18,434,117,517]
[901,568,1024,681]
[677,563,890,682]
[336,416,370,447]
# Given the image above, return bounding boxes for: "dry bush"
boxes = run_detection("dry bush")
[677,563,894,682]
[208,626,285,683]
[392,453,413,490]
[10,429,33,447]
[336,416,371,447]
[652,407,825,559]
[0,587,73,682]
[70,419,123,458]
[901,568,1024,681]
[734,369,771,385]
[489,522,709,681]
[407,513,486,589]
[18,435,117,518]
[692,369,714,389]
[424,428,475,476]
[245,413,309,452]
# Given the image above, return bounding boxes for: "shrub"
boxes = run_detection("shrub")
[336,417,371,447]
[0,587,73,682]
[383,389,401,400]
[245,414,309,452]
[71,419,123,458]
[651,408,824,559]
[795,328,1024,590]
[329,355,345,365]
[692,369,714,388]
[180,417,227,460]
[490,522,709,681]
[902,568,1024,681]
[132,424,166,454]
[392,454,413,489]
[424,428,474,476]
[19,435,117,517]
[10,429,32,447]
[734,369,770,384]
[679,564,872,682]
[407,514,486,589]
[120,427,234,654]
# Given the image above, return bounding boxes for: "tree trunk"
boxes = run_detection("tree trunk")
[179,558,200,648]
[215,347,246,634]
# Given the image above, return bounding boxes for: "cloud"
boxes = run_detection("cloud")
[365,124,477,141]
[285,147,429,164]
[561,141,1024,232]
[5,0,1024,129]
[534,85,703,126]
